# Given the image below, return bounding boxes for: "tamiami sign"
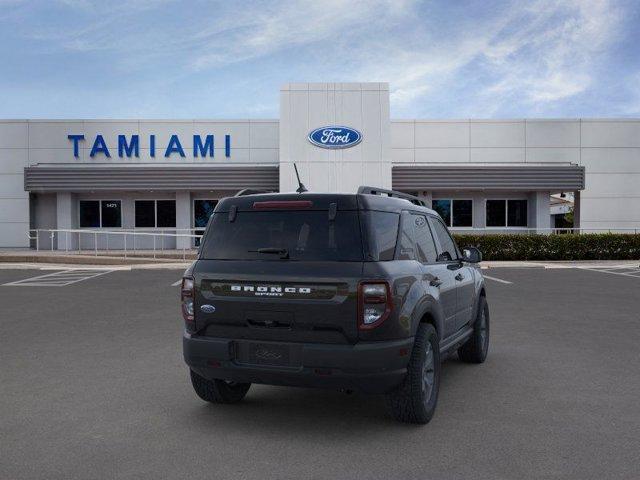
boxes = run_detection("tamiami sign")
[67,134,232,158]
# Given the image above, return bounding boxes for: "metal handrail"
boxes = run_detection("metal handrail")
[28,228,202,260]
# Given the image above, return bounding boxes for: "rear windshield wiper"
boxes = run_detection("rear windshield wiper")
[249,247,290,259]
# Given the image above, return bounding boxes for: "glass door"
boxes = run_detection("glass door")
[193,199,218,246]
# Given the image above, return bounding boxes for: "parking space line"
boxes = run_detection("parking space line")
[171,280,182,286]
[2,269,115,287]
[483,275,513,284]
[577,266,640,279]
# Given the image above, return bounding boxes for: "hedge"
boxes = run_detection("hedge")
[453,233,640,261]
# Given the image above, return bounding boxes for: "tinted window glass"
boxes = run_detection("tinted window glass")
[201,211,363,261]
[508,200,528,227]
[363,211,399,261]
[157,200,176,228]
[486,200,506,227]
[413,214,437,263]
[430,217,458,261]
[397,214,417,261]
[101,200,121,228]
[452,200,473,227]
[79,201,100,228]
[432,200,451,227]
[135,201,155,228]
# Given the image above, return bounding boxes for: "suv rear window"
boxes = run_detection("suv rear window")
[199,211,364,261]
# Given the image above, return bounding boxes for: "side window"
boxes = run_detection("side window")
[413,214,438,263]
[397,213,416,260]
[430,217,458,262]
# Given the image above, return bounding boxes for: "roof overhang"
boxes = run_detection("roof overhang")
[392,164,585,192]
[24,164,279,192]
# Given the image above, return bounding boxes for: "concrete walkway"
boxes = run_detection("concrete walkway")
[0,249,197,265]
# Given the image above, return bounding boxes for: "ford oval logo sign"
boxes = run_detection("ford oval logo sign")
[200,304,216,314]
[308,126,362,149]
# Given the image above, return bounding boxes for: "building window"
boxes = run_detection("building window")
[135,201,155,228]
[507,200,528,227]
[432,199,473,227]
[134,200,176,228]
[80,200,122,228]
[486,199,528,227]
[79,201,100,228]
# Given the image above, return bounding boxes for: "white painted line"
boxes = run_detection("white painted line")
[171,280,182,286]
[2,269,115,287]
[483,275,513,284]
[577,267,640,279]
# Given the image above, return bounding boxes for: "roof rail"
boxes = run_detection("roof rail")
[357,186,427,207]
[234,188,273,197]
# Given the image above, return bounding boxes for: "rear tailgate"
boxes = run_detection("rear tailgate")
[193,260,362,344]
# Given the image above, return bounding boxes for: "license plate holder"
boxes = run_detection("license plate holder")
[247,342,291,367]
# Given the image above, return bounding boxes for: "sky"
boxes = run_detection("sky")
[1,0,639,119]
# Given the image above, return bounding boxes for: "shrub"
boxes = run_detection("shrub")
[453,233,640,261]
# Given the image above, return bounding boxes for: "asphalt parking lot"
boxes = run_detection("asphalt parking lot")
[1,266,640,479]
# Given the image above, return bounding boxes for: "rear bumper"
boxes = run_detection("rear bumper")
[183,333,414,394]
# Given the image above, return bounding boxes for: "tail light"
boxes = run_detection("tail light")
[358,281,393,330]
[181,276,195,330]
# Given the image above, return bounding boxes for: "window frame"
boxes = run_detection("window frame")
[432,198,474,228]
[134,198,176,229]
[484,198,529,229]
[78,199,123,229]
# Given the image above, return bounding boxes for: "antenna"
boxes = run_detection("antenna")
[293,163,308,193]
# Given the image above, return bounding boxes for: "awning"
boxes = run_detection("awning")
[392,164,585,191]
[24,165,279,192]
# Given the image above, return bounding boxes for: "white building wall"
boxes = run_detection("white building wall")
[579,120,640,231]
[392,118,640,231]
[279,83,391,193]
[1,112,639,247]
[0,121,30,247]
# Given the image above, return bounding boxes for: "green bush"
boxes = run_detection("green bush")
[453,233,640,261]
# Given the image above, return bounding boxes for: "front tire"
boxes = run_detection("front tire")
[190,370,251,404]
[458,296,490,364]
[386,323,441,424]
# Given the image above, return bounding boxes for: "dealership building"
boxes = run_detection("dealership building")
[0,82,638,249]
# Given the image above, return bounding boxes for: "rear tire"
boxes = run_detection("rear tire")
[190,370,251,404]
[386,323,441,424]
[458,296,490,364]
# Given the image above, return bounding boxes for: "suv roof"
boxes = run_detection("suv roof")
[215,189,438,216]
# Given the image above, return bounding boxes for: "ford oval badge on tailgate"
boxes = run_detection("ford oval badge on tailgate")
[200,304,216,314]
[308,126,362,149]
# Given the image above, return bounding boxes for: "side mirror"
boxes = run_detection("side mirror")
[462,247,482,263]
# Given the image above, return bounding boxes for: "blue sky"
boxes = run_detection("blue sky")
[1,0,639,119]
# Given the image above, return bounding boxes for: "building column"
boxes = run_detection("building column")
[417,191,432,208]
[175,191,191,250]
[56,192,78,250]
[573,191,581,230]
[528,191,550,233]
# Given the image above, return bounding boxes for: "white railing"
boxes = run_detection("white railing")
[27,228,202,260]
[448,227,640,235]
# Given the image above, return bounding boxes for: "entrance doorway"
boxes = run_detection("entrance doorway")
[193,199,218,246]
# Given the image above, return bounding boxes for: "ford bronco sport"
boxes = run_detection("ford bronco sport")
[181,187,489,424]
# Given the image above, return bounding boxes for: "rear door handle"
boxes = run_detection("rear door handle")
[455,273,464,281]
[429,277,442,287]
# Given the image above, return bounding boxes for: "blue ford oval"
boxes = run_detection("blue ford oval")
[308,126,362,149]
[200,304,216,314]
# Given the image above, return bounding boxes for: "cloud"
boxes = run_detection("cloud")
[1,0,634,118]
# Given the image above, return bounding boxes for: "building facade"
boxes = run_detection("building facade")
[1,82,638,249]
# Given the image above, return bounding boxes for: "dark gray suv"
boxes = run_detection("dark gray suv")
[181,187,489,424]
